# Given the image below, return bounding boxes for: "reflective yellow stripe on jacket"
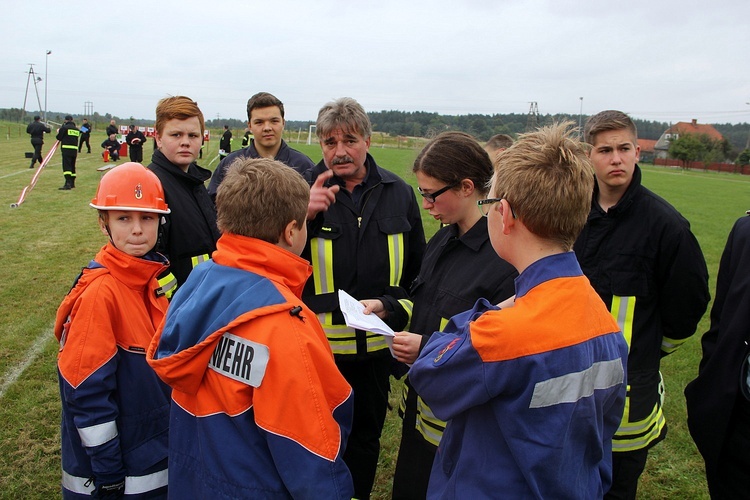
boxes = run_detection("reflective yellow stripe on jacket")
[612,395,666,452]
[387,233,405,287]
[610,295,635,350]
[311,238,334,295]
[610,295,665,451]
[317,313,388,355]
[416,395,447,446]
[157,272,178,300]
[311,233,406,355]
[191,253,210,268]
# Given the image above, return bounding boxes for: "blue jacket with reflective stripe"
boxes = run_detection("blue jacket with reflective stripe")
[410,252,628,499]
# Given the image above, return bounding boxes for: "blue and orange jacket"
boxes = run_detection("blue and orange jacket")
[147,234,354,499]
[54,243,171,498]
[410,252,628,499]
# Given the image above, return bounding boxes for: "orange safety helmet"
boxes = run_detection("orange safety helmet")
[90,162,170,214]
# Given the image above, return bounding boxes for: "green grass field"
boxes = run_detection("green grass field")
[1,121,748,498]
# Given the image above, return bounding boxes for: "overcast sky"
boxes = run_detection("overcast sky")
[3,0,749,125]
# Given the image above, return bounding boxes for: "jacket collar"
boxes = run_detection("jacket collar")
[150,149,212,183]
[212,233,312,298]
[95,243,169,290]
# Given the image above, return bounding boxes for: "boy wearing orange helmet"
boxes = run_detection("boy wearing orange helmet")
[54,162,172,499]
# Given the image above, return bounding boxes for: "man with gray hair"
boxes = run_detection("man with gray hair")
[302,97,425,499]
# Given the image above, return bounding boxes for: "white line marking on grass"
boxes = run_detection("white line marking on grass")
[0,170,32,180]
[0,328,51,400]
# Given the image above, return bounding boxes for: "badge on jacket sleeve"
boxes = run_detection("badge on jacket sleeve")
[209,332,269,387]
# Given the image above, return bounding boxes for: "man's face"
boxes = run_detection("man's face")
[155,116,202,170]
[110,120,115,126]
[320,128,370,184]
[588,128,640,192]
[249,106,284,151]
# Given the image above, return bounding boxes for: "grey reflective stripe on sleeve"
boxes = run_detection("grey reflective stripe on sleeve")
[529,358,624,409]
[62,469,168,495]
[77,420,118,447]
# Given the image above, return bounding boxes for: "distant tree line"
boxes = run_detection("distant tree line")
[4,107,748,156]
[288,110,747,155]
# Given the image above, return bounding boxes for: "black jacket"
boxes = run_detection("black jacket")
[219,130,232,152]
[101,138,119,154]
[147,150,220,287]
[106,124,118,136]
[208,139,315,201]
[301,154,425,359]
[685,215,750,472]
[79,122,92,138]
[574,165,709,451]
[126,130,146,150]
[27,120,51,145]
[56,122,80,151]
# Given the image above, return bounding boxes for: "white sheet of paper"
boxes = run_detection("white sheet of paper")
[337,289,400,360]
[338,289,395,336]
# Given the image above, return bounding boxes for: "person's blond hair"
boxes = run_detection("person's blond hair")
[216,158,309,242]
[492,122,593,250]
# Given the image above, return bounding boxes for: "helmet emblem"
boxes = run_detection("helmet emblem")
[134,183,143,200]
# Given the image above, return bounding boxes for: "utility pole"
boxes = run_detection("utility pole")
[579,97,584,139]
[44,50,51,122]
[526,102,539,132]
[21,64,44,123]
[84,101,94,117]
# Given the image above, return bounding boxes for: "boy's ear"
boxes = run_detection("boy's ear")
[280,220,297,249]
[500,199,515,235]
[98,215,109,237]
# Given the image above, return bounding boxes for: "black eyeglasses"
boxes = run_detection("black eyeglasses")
[418,182,459,203]
[477,197,517,218]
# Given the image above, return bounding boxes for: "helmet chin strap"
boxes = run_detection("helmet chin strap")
[103,223,119,251]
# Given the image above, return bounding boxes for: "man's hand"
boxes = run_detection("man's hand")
[360,299,387,320]
[392,331,422,364]
[307,169,340,220]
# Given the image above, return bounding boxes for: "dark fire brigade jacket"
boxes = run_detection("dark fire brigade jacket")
[57,122,80,152]
[148,150,220,290]
[301,154,425,359]
[685,214,750,475]
[574,164,709,453]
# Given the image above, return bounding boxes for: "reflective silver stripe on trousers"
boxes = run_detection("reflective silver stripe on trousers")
[529,358,624,408]
[62,469,168,495]
[77,421,118,448]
